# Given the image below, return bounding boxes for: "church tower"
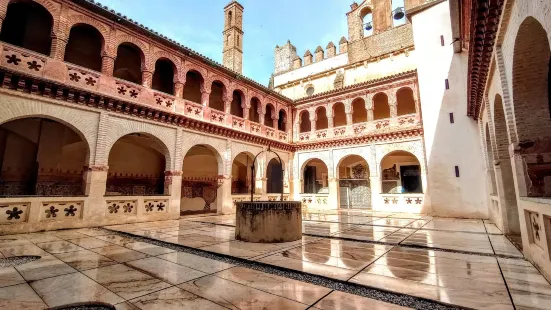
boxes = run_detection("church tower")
[223,1,243,74]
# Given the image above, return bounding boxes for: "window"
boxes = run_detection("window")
[306,86,314,97]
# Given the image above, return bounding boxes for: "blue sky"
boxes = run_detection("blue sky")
[98,0,404,86]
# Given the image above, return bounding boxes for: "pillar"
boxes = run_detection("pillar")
[142,71,153,88]
[243,107,250,120]
[262,178,268,200]
[370,175,381,210]
[328,115,334,128]
[50,37,67,60]
[174,82,184,98]
[328,178,339,209]
[83,165,108,220]
[164,171,182,219]
[217,177,233,214]
[346,112,353,125]
[259,112,266,126]
[201,90,210,107]
[367,109,374,121]
[101,56,116,75]
[390,104,397,118]
[310,115,317,132]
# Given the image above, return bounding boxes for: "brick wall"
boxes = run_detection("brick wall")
[348,24,414,64]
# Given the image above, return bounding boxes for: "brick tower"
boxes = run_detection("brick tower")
[223,1,244,74]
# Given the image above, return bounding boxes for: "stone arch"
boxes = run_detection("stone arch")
[484,123,497,194]
[64,23,104,72]
[360,6,373,37]
[183,143,224,176]
[182,134,226,175]
[0,97,97,166]
[278,109,287,131]
[150,51,182,79]
[315,106,328,130]
[352,97,367,123]
[112,35,150,70]
[182,62,208,83]
[300,158,329,194]
[65,14,109,41]
[337,154,371,209]
[332,102,347,127]
[396,87,416,116]
[373,92,390,120]
[182,69,204,103]
[336,153,370,177]
[152,57,177,95]
[249,97,261,123]
[380,150,423,194]
[231,151,255,194]
[230,89,245,118]
[264,103,275,127]
[0,0,54,55]
[113,42,145,84]
[299,110,311,133]
[103,120,174,171]
[376,141,426,176]
[209,80,227,111]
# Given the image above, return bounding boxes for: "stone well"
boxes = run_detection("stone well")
[235,201,302,243]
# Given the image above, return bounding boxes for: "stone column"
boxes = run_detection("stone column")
[327,114,334,128]
[310,115,316,132]
[83,165,108,221]
[101,55,116,75]
[243,107,250,120]
[390,104,398,118]
[201,90,210,107]
[370,175,381,211]
[346,112,353,125]
[50,37,67,60]
[328,178,339,209]
[367,109,374,121]
[262,178,268,200]
[164,171,182,219]
[272,115,278,129]
[174,82,184,98]
[142,71,153,88]
[217,177,234,214]
[259,112,266,126]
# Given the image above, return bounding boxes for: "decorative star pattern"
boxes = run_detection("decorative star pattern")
[44,206,59,218]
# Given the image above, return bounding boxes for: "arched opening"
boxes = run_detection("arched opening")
[106,133,166,195]
[209,81,225,111]
[249,97,260,123]
[485,124,497,194]
[278,110,287,131]
[493,94,520,234]
[231,152,254,194]
[267,158,283,193]
[512,17,551,197]
[113,43,143,84]
[397,88,416,116]
[0,1,53,55]
[152,58,175,95]
[302,159,328,194]
[230,90,244,118]
[352,98,367,123]
[338,155,370,209]
[300,111,311,133]
[264,104,275,127]
[64,24,103,72]
[333,102,347,127]
[228,11,233,26]
[373,93,390,120]
[0,118,87,196]
[183,70,203,103]
[182,145,219,214]
[381,151,422,194]
[315,107,328,130]
[360,7,373,37]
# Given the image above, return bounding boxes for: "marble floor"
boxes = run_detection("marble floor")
[0,209,549,309]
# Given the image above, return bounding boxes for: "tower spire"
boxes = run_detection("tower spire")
[223,1,244,74]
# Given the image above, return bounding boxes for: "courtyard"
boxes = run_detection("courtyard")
[0,209,549,309]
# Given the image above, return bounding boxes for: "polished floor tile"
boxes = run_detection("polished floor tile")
[499,258,551,310]
[83,264,172,300]
[402,230,494,254]
[489,235,523,257]
[313,290,410,309]
[90,245,149,263]
[54,249,117,271]
[121,241,176,256]
[128,286,227,310]
[36,240,84,254]
[126,257,206,285]
[421,218,486,233]
[179,275,307,309]
[0,266,25,288]
[66,236,114,249]
[156,251,234,273]
[0,283,47,309]
[15,254,77,281]
[30,272,124,307]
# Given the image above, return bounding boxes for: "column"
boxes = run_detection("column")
[101,55,116,75]
[262,178,268,200]
[272,116,278,129]
[50,37,67,60]
[346,112,353,125]
[328,115,334,128]
[259,112,266,126]
[142,71,153,88]
[370,175,381,211]
[174,82,184,98]
[164,170,182,219]
[216,177,233,214]
[201,90,210,107]
[328,178,339,209]
[367,109,374,121]
[243,107,250,120]
[310,115,316,132]
[83,165,108,220]
[390,104,398,118]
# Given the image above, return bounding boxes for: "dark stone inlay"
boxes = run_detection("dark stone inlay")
[0,255,41,267]
[48,302,115,310]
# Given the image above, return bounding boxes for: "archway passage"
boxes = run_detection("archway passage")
[381,151,422,194]
[333,102,347,127]
[316,107,328,130]
[302,159,328,194]
[300,111,311,133]
[231,152,253,194]
[183,71,203,103]
[106,133,166,195]
[249,97,260,123]
[397,88,416,116]
[352,98,367,123]
[0,118,88,196]
[152,59,175,95]
[338,155,370,209]
[181,145,219,214]
[209,81,225,111]
[512,17,551,197]
[64,24,103,72]
[373,93,390,120]
[230,90,244,117]
[264,104,275,127]
[361,7,373,37]
[0,1,53,55]
[267,158,283,193]
[113,43,143,84]
[278,110,287,131]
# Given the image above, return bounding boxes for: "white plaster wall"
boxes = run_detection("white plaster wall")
[273,53,348,87]
[412,1,487,218]
[275,51,417,100]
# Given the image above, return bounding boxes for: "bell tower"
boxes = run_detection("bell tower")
[223,1,244,74]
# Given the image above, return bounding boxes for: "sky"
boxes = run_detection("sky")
[97,0,405,86]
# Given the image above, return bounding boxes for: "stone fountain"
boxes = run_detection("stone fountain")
[234,147,302,243]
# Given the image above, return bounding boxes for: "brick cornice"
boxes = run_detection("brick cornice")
[465,0,504,119]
